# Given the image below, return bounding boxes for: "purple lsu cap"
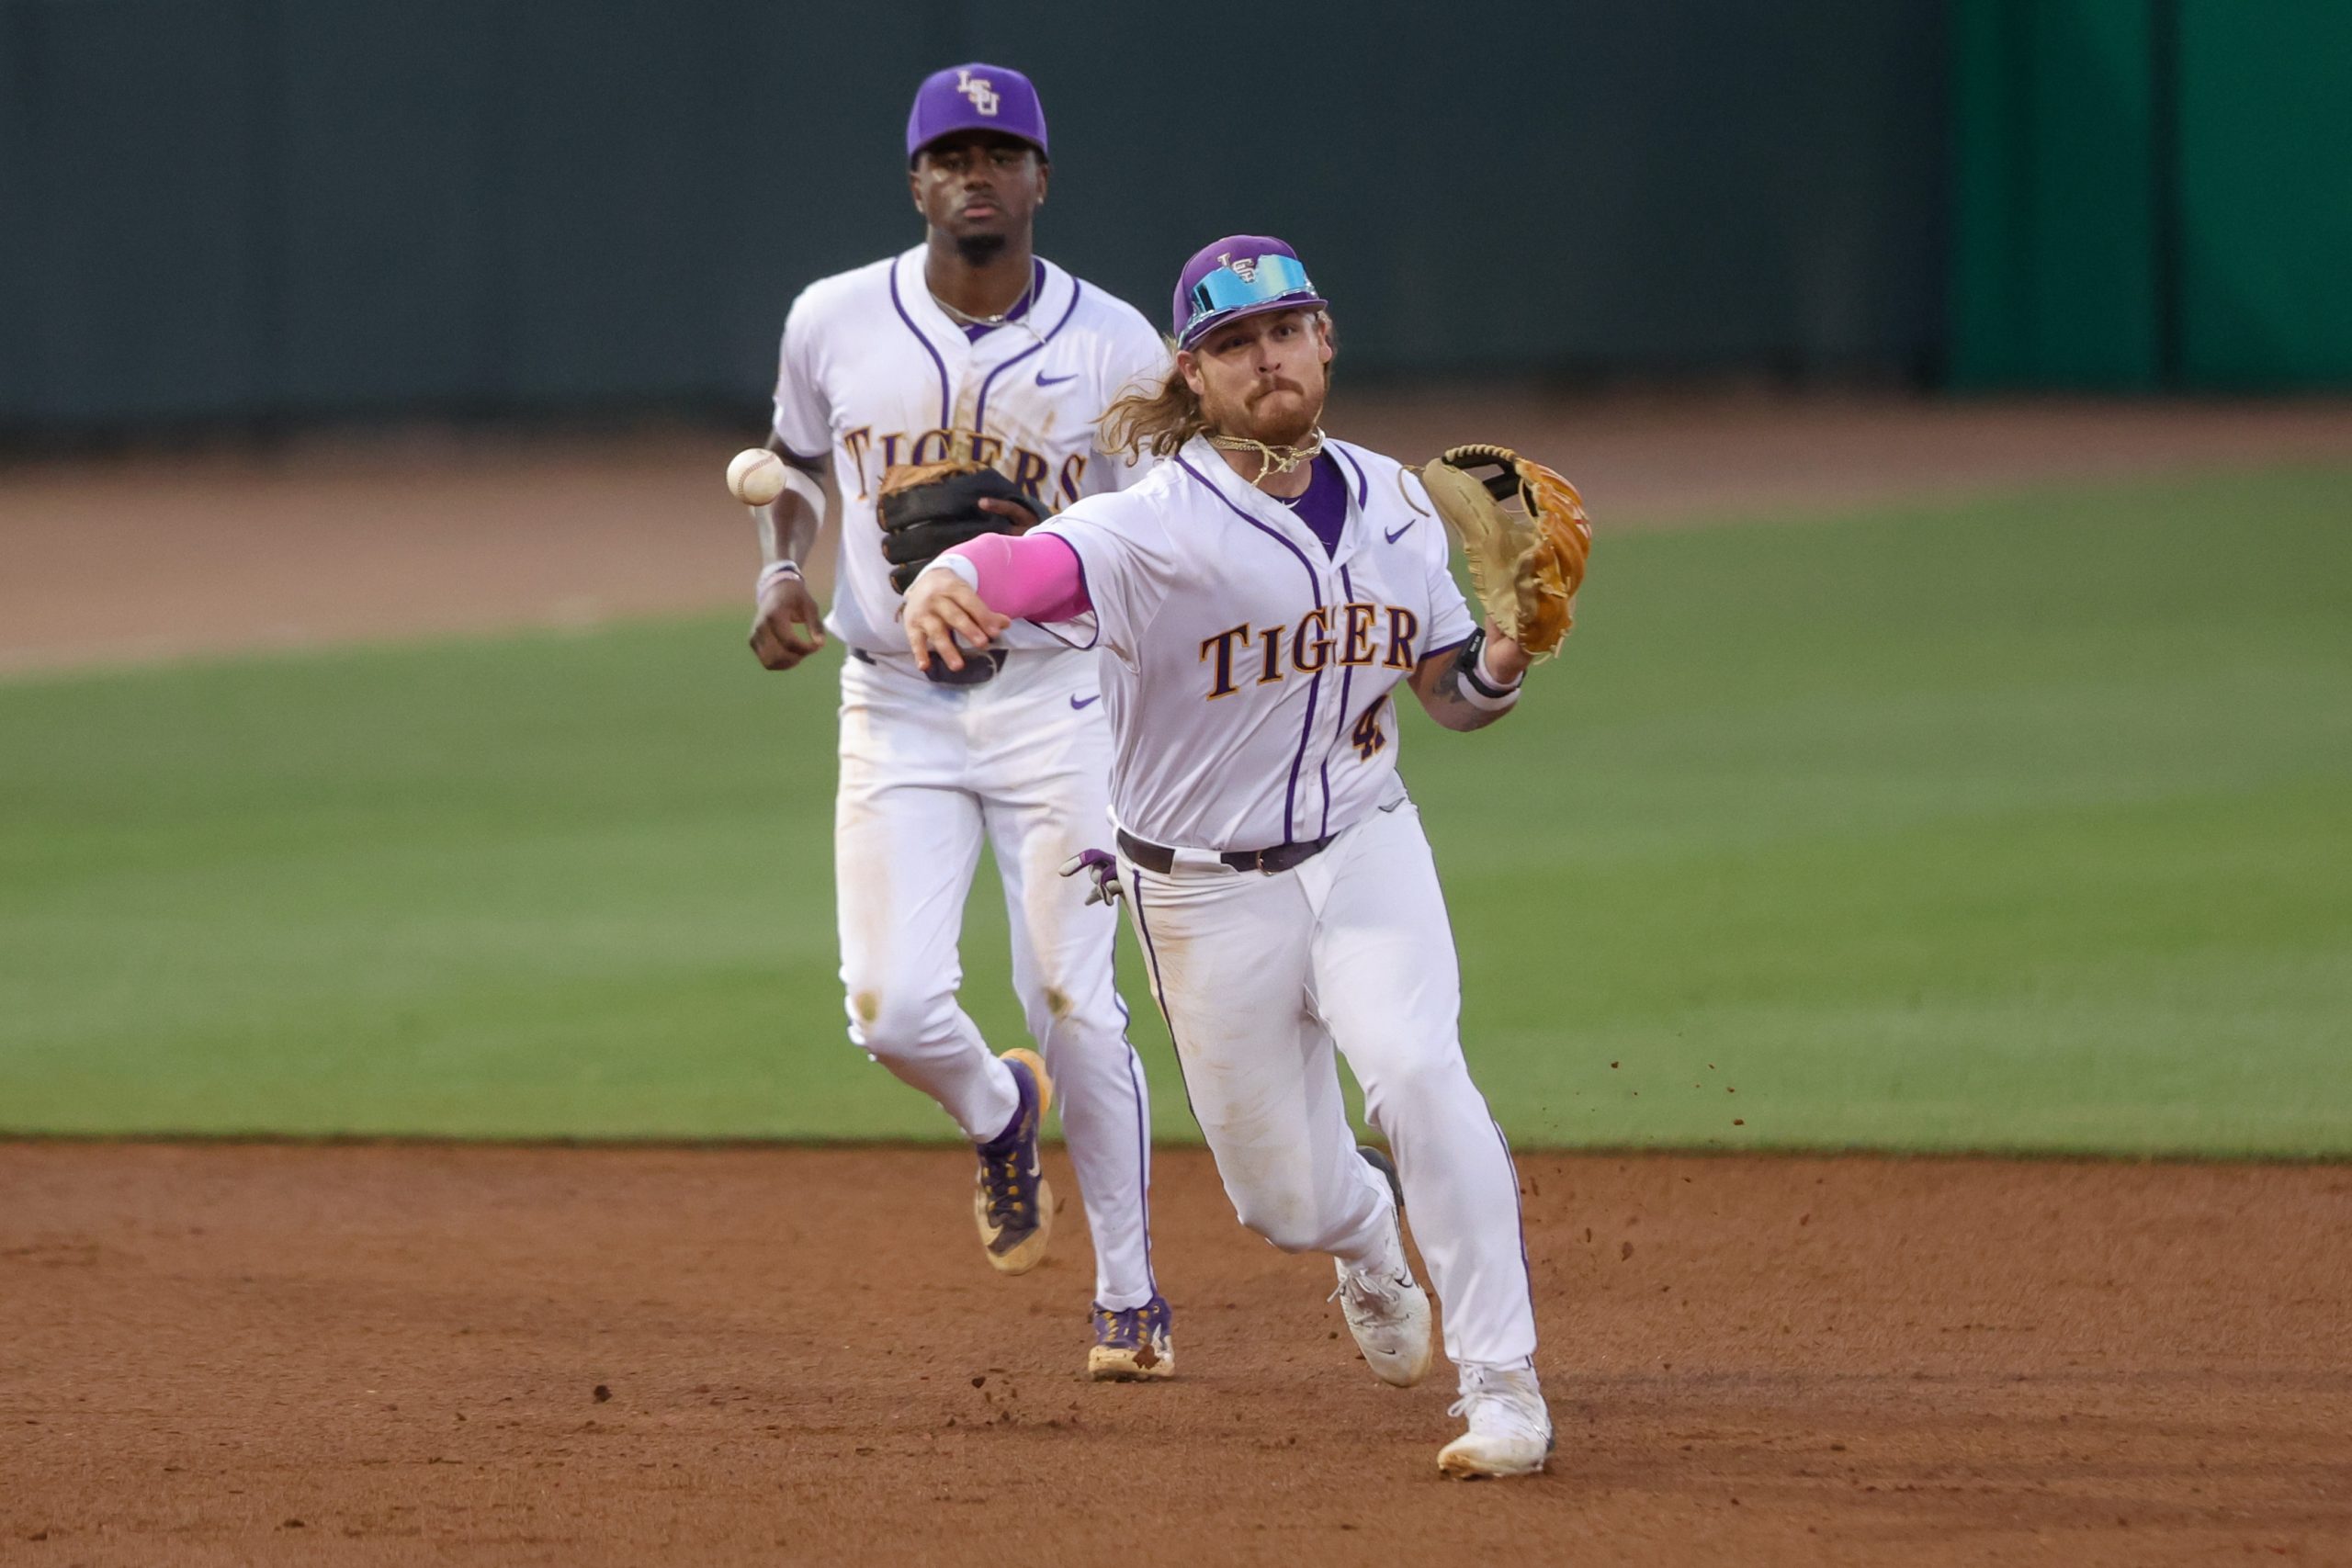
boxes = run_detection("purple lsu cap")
[906,63,1049,164]
[1172,236,1328,350]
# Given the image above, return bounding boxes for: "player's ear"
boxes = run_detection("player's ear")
[908,162,924,214]
[1034,156,1049,207]
[1176,351,1205,397]
[1317,312,1337,364]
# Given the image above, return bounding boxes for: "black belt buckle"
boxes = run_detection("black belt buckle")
[922,648,1009,687]
[1229,836,1331,874]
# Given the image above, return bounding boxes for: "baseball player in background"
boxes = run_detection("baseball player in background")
[900,236,1591,1476]
[744,64,1174,1379]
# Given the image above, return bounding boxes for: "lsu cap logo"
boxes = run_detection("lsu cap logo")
[956,70,1001,116]
[1176,236,1326,348]
[908,63,1046,162]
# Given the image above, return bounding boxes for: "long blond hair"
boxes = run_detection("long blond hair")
[1098,344,1210,460]
[1100,313,1337,461]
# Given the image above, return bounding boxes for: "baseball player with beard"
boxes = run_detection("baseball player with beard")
[745,63,1174,1380]
[899,236,1579,1477]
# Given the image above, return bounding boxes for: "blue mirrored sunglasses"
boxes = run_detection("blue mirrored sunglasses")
[1182,255,1318,341]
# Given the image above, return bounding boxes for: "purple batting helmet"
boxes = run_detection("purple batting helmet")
[906,63,1049,164]
[1172,236,1328,351]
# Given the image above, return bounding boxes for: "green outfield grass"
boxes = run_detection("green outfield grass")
[4,465,2348,1154]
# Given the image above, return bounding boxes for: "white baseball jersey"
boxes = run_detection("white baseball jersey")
[1038,434,1477,852]
[773,246,1170,656]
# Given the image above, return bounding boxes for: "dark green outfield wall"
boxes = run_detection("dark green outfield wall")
[1950,0,2352,389]
[4,1,2344,431]
[0,0,1949,432]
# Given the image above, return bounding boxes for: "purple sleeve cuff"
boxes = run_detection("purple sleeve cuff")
[1420,633,1475,666]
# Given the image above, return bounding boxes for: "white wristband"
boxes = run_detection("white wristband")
[919,554,982,591]
[1454,640,1522,713]
[1476,643,1524,694]
[752,464,826,596]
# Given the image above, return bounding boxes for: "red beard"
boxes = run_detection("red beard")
[1204,373,1325,448]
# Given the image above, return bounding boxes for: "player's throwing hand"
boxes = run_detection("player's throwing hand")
[901,568,1011,674]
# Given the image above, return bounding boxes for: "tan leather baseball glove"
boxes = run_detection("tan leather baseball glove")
[1418,444,1591,659]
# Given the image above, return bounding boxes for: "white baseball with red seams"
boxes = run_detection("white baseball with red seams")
[1029,434,1543,1371]
[727,447,789,506]
[774,245,1169,1313]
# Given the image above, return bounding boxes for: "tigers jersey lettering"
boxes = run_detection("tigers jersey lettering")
[774,246,1170,656]
[1037,435,1477,852]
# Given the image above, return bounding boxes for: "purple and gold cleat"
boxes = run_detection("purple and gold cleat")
[1088,1294,1175,1382]
[973,1048,1055,1274]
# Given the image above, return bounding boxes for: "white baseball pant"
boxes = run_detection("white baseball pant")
[835,646,1156,1310]
[1120,798,1537,1368]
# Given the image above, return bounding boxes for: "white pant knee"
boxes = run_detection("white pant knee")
[1230,1187,1326,1254]
[839,973,1012,1145]
[843,976,960,1063]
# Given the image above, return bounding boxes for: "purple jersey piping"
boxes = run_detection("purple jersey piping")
[1491,1114,1540,1347]
[1176,455,1325,845]
[887,257,955,431]
[1320,563,1366,839]
[1126,874,1204,1133]
[1329,440,1371,507]
[971,268,1082,437]
[962,257,1045,342]
[1421,632,1475,665]
[1116,997,1159,1292]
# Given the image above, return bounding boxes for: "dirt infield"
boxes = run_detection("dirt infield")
[4,1144,2346,1565]
[6,393,2348,674]
[7,398,2348,1560]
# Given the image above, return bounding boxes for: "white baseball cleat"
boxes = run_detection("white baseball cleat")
[1330,1146,1433,1388]
[1331,1258,1433,1387]
[1438,1362,1554,1479]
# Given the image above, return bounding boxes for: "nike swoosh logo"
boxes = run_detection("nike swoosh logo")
[1035,371,1080,388]
[1069,694,1101,710]
[1385,521,1416,544]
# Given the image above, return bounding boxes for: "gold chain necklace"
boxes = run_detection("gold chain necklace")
[930,276,1035,330]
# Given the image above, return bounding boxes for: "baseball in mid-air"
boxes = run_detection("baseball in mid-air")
[727,447,787,506]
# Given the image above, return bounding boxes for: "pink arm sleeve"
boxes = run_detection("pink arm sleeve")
[942,531,1092,622]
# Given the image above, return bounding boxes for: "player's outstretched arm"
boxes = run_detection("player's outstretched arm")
[748,441,829,672]
[899,532,1091,671]
[901,566,1013,674]
[1408,625,1531,732]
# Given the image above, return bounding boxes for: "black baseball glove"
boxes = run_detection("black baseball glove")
[877,460,1032,594]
